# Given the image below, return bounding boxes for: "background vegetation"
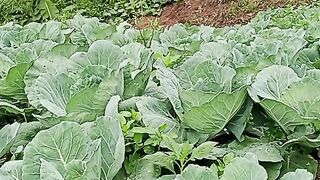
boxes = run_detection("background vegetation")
[0,0,176,25]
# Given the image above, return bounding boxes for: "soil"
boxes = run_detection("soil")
[134,0,313,28]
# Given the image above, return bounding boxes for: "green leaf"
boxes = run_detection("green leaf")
[38,0,59,19]
[143,152,175,173]
[35,74,74,116]
[249,65,300,101]
[191,61,236,93]
[22,122,92,180]
[226,98,253,140]
[228,138,283,163]
[11,121,43,153]
[136,97,179,133]
[176,164,218,180]
[24,56,69,109]
[0,160,22,180]
[155,64,183,119]
[190,141,218,160]
[92,116,125,179]
[183,88,247,134]
[69,40,125,71]
[128,159,160,180]
[0,123,20,157]
[0,63,30,100]
[220,157,268,180]
[280,152,318,178]
[65,139,102,180]
[105,95,121,117]
[261,99,313,133]
[40,159,64,180]
[261,162,282,180]
[280,169,313,180]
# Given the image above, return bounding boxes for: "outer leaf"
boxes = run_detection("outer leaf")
[261,99,313,133]
[226,98,253,140]
[220,157,268,180]
[176,164,218,180]
[250,65,300,101]
[183,88,247,134]
[0,160,22,180]
[190,141,218,160]
[280,169,313,180]
[280,152,317,178]
[22,122,92,180]
[0,63,30,100]
[156,65,183,119]
[40,159,64,180]
[0,123,20,157]
[143,152,175,173]
[69,40,125,71]
[261,162,282,180]
[93,116,125,179]
[35,74,74,116]
[228,138,283,163]
[24,56,69,109]
[11,121,43,153]
[136,97,179,133]
[105,95,121,117]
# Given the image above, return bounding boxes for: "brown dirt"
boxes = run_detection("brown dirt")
[134,0,313,28]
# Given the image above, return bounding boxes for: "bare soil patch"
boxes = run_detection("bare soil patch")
[135,0,313,28]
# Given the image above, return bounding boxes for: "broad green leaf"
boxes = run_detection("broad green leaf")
[128,159,160,180]
[92,116,125,179]
[191,61,236,93]
[0,123,20,157]
[228,138,283,163]
[39,21,65,43]
[220,157,268,180]
[281,78,320,117]
[0,53,13,77]
[65,139,101,180]
[143,152,175,173]
[69,40,125,71]
[180,90,217,111]
[0,63,30,100]
[11,121,43,153]
[35,74,74,116]
[280,169,313,180]
[226,98,253,140]
[81,18,114,44]
[261,162,282,180]
[261,99,313,133]
[48,44,78,58]
[176,164,218,180]
[40,159,64,180]
[25,56,69,109]
[280,152,317,178]
[183,88,247,134]
[38,0,59,19]
[105,95,121,117]
[156,65,183,119]
[136,97,179,133]
[190,141,218,160]
[66,86,100,122]
[250,65,300,101]
[0,160,22,180]
[22,122,92,180]
[123,66,151,99]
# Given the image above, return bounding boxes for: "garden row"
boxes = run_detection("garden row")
[0,5,320,180]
